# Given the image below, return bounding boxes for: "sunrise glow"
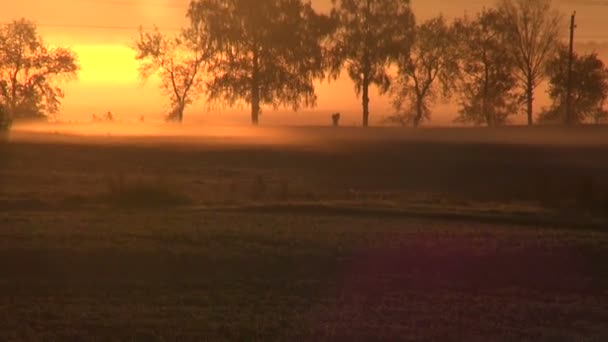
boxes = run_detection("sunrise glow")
[1,0,606,124]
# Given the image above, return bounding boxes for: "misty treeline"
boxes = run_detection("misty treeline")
[1,0,607,131]
[133,0,608,127]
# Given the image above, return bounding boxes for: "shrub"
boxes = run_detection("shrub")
[251,175,267,200]
[104,174,192,208]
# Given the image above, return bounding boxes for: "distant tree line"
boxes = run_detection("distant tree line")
[133,0,608,127]
[1,0,607,132]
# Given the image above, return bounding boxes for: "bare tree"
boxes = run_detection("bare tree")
[0,19,79,122]
[389,16,459,127]
[134,26,206,123]
[498,0,562,126]
[328,0,415,127]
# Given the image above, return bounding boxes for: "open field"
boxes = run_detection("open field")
[1,125,608,340]
[1,211,608,341]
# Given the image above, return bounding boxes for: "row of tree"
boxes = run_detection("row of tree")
[135,0,608,127]
[0,0,607,129]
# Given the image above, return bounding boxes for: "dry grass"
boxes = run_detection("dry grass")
[2,127,608,339]
[0,210,607,340]
[103,173,192,207]
[3,130,608,221]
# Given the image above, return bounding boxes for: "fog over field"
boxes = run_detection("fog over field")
[2,0,608,340]
[2,126,608,340]
[10,121,608,148]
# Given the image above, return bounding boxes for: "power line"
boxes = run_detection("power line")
[36,23,182,32]
[0,22,182,32]
[82,0,189,9]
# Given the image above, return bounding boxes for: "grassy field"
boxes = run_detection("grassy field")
[1,125,608,340]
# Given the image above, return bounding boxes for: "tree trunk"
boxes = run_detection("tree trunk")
[251,87,260,126]
[483,65,492,127]
[178,103,185,123]
[168,102,185,123]
[362,0,371,128]
[251,95,260,126]
[413,96,423,128]
[0,106,10,134]
[251,50,260,126]
[526,77,534,126]
[362,82,370,127]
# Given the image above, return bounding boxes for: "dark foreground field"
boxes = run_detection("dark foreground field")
[1,126,608,340]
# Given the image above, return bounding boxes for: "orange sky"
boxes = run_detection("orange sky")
[1,0,607,125]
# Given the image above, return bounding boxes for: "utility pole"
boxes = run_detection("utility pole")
[566,11,576,125]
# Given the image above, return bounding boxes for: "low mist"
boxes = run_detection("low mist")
[9,121,608,149]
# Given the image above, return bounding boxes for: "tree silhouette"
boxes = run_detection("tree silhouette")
[188,0,331,125]
[0,105,8,133]
[540,47,608,124]
[328,0,415,127]
[389,16,459,127]
[134,26,207,123]
[499,0,562,126]
[454,10,519,127]
[0,19,79,121]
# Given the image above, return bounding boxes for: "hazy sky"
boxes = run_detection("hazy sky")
[1,0,607,125]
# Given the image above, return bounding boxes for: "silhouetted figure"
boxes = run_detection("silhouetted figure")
[105,111,114,122]
[332,112,341,127]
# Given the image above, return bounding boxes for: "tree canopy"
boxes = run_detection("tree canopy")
[328,0,415,127]
[454,9,519,127]
[389,16,459,127]
[188,0,331,125]
[0,19,79,121]
[540,47,608,124]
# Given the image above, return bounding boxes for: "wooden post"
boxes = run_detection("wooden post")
[566,11,576,125]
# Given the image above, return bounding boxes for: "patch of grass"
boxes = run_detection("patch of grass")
[0,111,11,143]
[0,211,607,340]
[0,129,9,142]
[251,174,267,200]
[575,176,608,214]
[527,173,608,216]
[0,198,46,211]
[103,173,192,208]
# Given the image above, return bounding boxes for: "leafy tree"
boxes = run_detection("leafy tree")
[454,10,519,127]
[388,16,459,127]
[134,26,207,123]
[499,0,562,126]
[328,0,415,127]
[188,0,331,125]
[0,19,79,121]
[592,102,608,124]
[539,47,608,124]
